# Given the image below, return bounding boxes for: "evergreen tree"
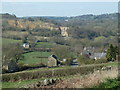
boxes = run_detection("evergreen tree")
[106,44,117,61]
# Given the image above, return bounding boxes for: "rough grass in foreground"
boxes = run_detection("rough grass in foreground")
[2,65,118,88]
[94,77,120,88]
[2,75,74,88]
[2,64,107,82]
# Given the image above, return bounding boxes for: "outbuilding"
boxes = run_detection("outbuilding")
[48,55,58,67]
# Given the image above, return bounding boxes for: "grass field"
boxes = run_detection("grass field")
[35,42,56,48]
[19,51,51,65]
[2,38,22,46]
[2,31,28,38]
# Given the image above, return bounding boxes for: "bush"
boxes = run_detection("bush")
[64,58,73,66]
[52,46,73,60]
[78,55,108,65]
[94,59,108,64]
[2,68,8,74]
[77,55,95,65]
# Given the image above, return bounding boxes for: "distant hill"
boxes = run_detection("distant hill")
[1,13,17,19]
[2,13,118,40]
[24,13,118,27]
[1,13,59,31]
[40,13,118,27]
[35,13,118,38]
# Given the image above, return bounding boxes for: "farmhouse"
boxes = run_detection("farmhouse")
[90,53,107,60]
[81,47,107,60]
[22,43,30,48]
[81,46,95,57]
[48,55,58,67]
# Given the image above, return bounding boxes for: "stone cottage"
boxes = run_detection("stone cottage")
[48,55,58,67]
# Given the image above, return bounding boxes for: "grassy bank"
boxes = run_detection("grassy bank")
[2,65,119,88]
[2,64,105,82]
[94,77,120,88]
[2,62,119,88]
[2,75,75,88]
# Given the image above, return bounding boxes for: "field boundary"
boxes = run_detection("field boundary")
[2,63,115,82]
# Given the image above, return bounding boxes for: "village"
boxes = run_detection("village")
[2,37,113,73]
[2,25,118,73]
[1,11,119,88]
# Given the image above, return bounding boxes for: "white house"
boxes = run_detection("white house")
[22,43,30,48]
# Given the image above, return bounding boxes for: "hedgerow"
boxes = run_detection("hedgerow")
[2,64,105,82]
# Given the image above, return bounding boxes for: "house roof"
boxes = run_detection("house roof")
[90,53,106,59]
[49,55,57,59]
[23,43,29,45]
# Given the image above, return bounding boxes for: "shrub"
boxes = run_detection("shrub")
[77,55,95,65]
[78,55,108,65]
[62,58,73,66]
[94,59,108,64]
[2,68,8,74]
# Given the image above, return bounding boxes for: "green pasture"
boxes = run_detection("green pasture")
[35,42,56,48]
[2,38,22,46]
[19,51,51,65]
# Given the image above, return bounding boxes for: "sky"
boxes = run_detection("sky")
[1,0,119,2]
[1,2,118,17]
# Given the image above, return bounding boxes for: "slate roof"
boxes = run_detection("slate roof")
[90,53,106,59]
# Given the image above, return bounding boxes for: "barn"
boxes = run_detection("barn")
[48,55,58,67]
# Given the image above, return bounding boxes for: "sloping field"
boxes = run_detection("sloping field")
[2,38,22,46]
[35,42,56,48]
[19,51,51,65]
[2,31,28,39]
